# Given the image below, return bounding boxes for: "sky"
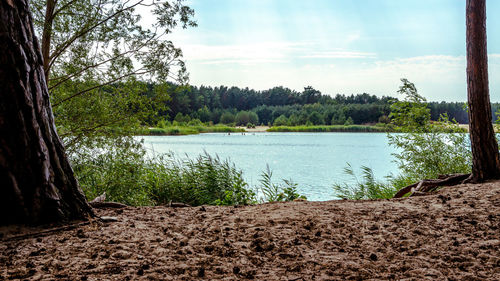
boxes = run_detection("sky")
[165,0,500,102]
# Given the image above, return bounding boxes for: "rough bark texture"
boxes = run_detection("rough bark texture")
[41,0,55,81]
[466,0,500,182]
[0,0,94,224]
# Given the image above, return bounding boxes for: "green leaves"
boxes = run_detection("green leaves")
[389,78,431,131]
[388,79,471,181]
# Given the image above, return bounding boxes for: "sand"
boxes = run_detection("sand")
[1,181,499,280]
[237,126,270,132]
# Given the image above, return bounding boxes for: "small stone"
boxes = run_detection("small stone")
[100,216,118,222]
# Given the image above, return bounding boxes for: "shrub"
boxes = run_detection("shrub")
[220,112,235,124]
[344,117,354,126]
[332,79,472,200]
[235,111,250,126]
[273,115,288,126]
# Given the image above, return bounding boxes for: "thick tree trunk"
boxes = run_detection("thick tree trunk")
[466,0,500,182]
[0,0,94,224]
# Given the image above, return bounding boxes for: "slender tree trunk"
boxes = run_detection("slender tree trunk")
[41,0,56,81]
[0,0,94,224]
[466,0,500,182]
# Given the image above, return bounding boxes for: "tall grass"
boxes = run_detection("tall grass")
[145,152,256,206]
[72,140,306,206]
[333,164,398,200]
[257,165,306,202]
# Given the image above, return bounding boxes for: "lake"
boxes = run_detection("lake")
[138,132,399,201]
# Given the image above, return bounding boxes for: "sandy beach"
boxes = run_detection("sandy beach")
[1,180,499,280]
[237,126,270,132]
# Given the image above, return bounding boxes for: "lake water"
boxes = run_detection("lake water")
[138,132,399,201]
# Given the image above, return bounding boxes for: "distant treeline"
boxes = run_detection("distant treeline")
[143,83,499,126]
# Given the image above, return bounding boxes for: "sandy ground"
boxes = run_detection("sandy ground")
[1,181,499,280]
[237,126,270,132]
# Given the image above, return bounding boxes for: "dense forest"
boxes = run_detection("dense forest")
[144,83,497,127]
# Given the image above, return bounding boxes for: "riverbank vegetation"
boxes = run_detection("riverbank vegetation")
[29,0,487,206]
[145,124,244,136]
[333,79,472,200]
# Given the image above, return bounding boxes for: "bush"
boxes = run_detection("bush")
[332,79,472,200]
[220,112,235,124]
[344,117,354,126]
[235,111,250,126]
[273,115,288,126]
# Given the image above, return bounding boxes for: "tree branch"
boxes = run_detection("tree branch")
[53,69,148,107]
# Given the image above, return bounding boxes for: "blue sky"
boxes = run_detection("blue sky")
[167,0,500,101]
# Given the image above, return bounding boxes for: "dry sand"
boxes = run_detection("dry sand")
[237,126,270,132]
[1,181,499,280]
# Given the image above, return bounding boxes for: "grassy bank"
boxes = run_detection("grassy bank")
[144,125,245,136]
[267,124,392,133]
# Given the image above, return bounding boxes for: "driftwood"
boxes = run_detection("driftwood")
[393,173,470,198]
[168,201,191,208]
[89,192,127,209]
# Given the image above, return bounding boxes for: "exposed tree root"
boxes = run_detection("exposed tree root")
[89,202,128,209]
[1,220,94,242]
[393,173,470,198]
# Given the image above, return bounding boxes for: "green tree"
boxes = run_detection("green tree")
[388,79,471,181]
[389,78,430,131]
[344,116,354,126]
[220,112,235,124]
[235,111,250,126]
[31,0,196,152]
[273,115,288,126]
[308,111,323,125]
[248,111,259,125]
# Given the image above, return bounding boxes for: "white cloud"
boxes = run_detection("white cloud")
[300,51,377,59]
[181,42,308,65]
[180,41,376,64]
[184,53,500,102]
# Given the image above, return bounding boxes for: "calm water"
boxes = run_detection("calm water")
[138,132,399,201]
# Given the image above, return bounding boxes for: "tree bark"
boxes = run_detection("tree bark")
[0,0,94,224]
[466,0,500,182]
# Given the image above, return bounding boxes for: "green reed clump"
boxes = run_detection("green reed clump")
[71,137,154,206]
[73,137,308,206]
[333,165,398,200]
[257,165,307,202]
[146,152,256,206]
